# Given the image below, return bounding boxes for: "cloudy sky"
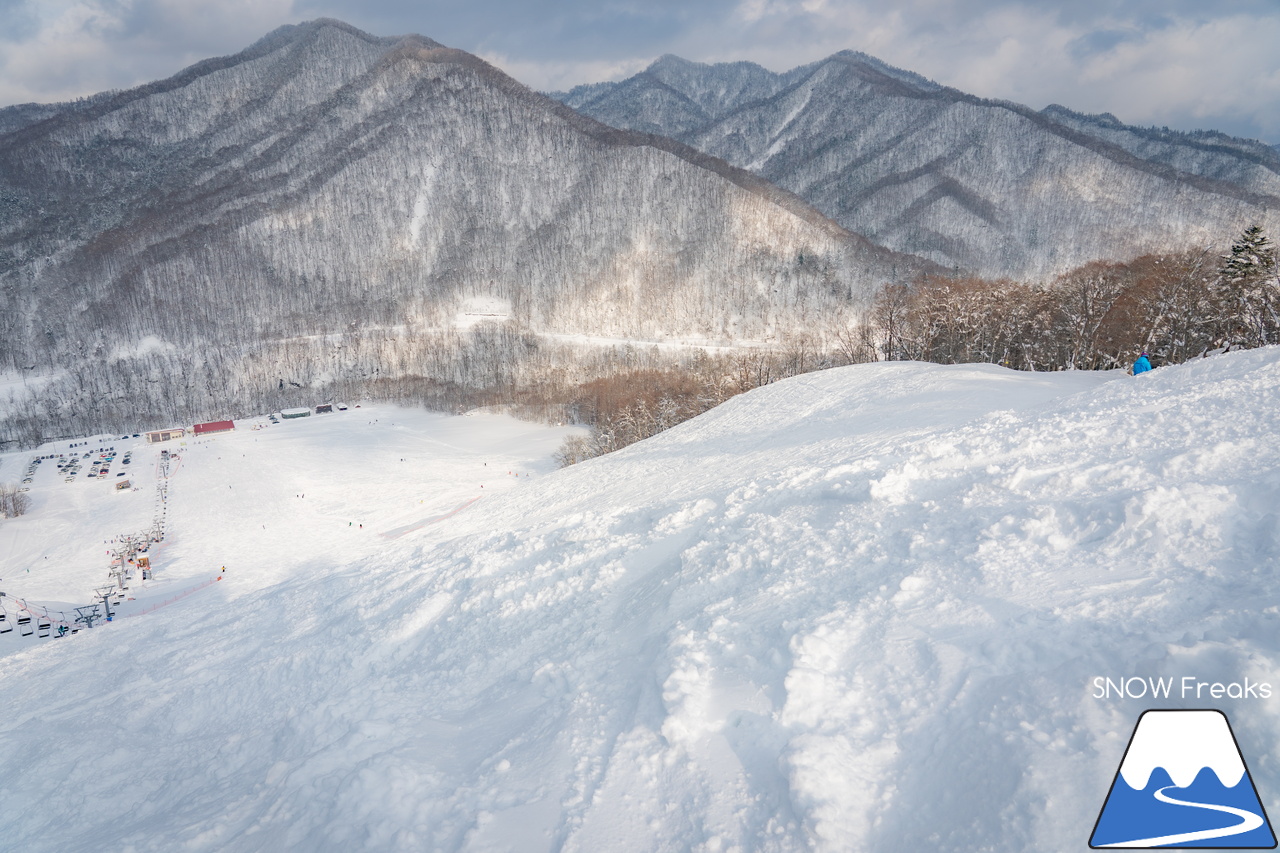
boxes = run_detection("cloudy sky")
[2,0,1279,142]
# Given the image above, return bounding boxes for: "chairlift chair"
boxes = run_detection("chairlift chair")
[0,613,10,634]
[18,615,32,636]
[38,620,50,638]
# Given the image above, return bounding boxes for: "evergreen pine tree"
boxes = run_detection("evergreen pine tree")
[1219,225,1275,283]
[1212,225,1280,349]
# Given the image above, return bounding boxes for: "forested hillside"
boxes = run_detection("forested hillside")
[554,52,1280,279]
[0,20,932,446]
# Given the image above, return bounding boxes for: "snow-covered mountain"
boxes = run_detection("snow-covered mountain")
[2,349,1279,851]
[553,52,1280,279]
[0,21,931,440]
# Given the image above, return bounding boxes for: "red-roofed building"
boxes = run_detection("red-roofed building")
[193,420,235,436]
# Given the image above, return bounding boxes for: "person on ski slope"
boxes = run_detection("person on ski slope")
[1132,352,1152,375]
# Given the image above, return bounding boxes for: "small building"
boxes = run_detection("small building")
[193,419,235,436]
[145,428,185,444]
[281,407,311,419]
[115,480,131,491]
[315,403,333,414]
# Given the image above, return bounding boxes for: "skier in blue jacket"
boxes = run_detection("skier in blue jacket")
[1132,352,1152,375]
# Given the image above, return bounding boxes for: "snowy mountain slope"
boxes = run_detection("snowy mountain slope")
[3,350,1280,851]
[554,52,1280,279]
[0,406,581,629]
[0,20,932,435]
[554,55,814,138]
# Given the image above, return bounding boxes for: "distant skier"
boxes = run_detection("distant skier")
[1132,352,1152,375]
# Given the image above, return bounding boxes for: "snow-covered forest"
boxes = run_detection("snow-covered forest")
[0,21,1276,455]
[550,226,1280,465]
[0,21,932,448]
[6,20,1280,451]
[4,221,1276,456]
[871,228,1280,371]
[554,52,1280,280]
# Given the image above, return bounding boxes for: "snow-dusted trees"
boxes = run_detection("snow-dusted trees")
[1220,225,1275,283]
[867,235,1276,372]
[1214,225,1280,349]
[1053,262,1132,369]
[0,484,30,518]
[870,276,1051,368]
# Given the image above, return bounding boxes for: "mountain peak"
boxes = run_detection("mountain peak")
[554,42,1280,278]
[825,50,943,92]
[1042,103,1124,128]
[645,53,772,76]
[217,17,405,69]
[645,53,700,73]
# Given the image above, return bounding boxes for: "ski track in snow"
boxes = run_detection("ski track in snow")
[1,352,1279,851]
[380,497,483,540]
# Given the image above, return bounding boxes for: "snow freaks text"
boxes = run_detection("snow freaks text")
[1092,676,1273,701]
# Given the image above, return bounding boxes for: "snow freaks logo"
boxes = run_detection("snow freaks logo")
[1092,676,1273,701]
[1090,710,1277,848]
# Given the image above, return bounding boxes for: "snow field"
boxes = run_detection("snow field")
[0,407,579,644]
[0,433,157,615]
[1,352,1279,851]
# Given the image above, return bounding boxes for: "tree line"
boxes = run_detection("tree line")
[555,225,1280,465]
[870,225,1279,371]
[3,226,1276,467]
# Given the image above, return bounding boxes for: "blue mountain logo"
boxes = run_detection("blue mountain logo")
[1091,709,1276,848]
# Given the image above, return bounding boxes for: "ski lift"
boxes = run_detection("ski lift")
[37,620,50,638]
[18,615,32,637]
[0,613,10,634]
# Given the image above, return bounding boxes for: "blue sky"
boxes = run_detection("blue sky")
[3,0,1279,143]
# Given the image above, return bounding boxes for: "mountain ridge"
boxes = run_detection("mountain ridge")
[552,50,1280,278]
[0,20,936,441]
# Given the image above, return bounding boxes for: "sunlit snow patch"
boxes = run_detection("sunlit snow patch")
[454,296,511,328]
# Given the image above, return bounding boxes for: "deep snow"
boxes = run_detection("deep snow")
[1,352,1279,852]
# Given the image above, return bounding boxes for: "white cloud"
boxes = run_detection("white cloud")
[733,0,776,25]
[1071,15,1280,137]
[0,0,297,106]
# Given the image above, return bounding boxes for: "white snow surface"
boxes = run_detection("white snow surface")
[2,352,1280,851]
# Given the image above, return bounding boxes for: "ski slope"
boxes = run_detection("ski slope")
[0,407,578,636]
[2,351,1279,852]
